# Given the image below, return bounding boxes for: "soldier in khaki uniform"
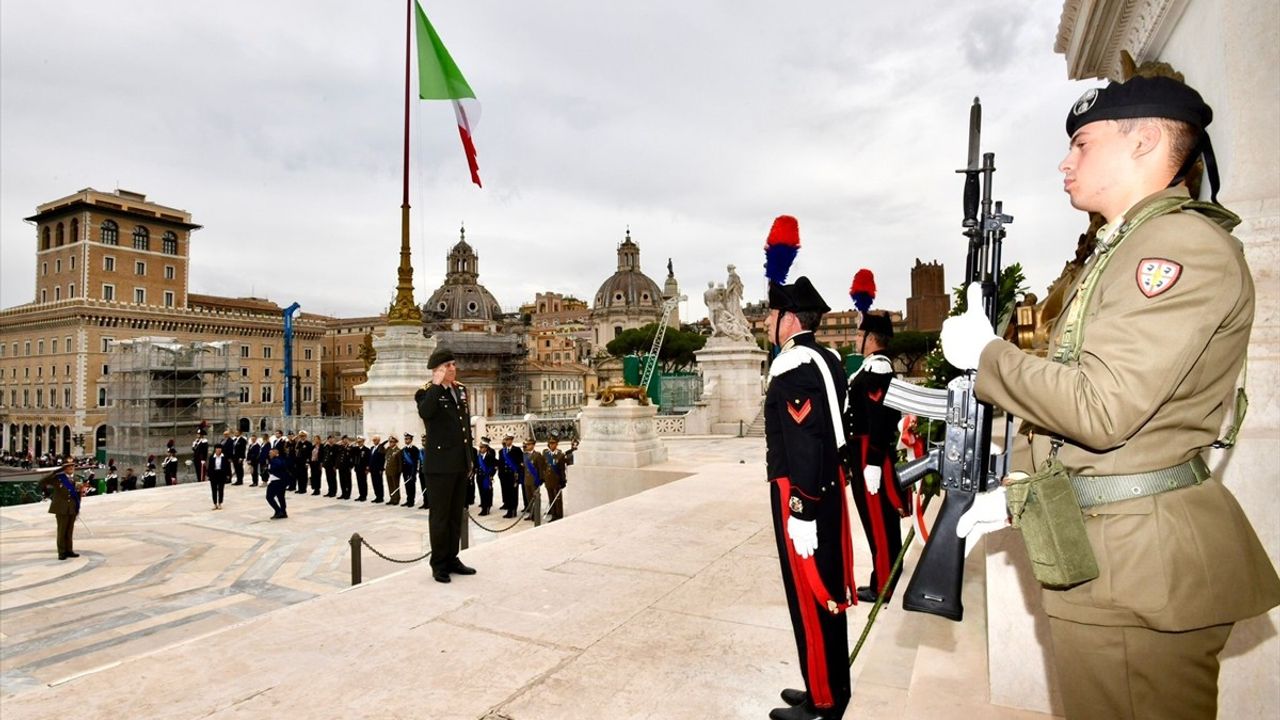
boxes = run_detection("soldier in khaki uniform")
[943,76,1280,719]
[39,460,82,559]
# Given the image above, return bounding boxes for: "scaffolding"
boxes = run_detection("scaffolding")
[106,337,238,474]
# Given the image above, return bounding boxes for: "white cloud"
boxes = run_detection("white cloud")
[1,0,1097,325]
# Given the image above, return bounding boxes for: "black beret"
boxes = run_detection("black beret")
[859,311,895,339]
[768,276,831,314]
[1066,76,1212,137]
[427,346,456,369]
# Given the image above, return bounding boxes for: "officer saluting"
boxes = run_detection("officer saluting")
[945,76,1280,719]
[39,460,82,560]
[761,216,855,720]
[416,347,476,583]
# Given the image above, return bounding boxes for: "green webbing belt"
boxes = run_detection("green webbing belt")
[1050,196,1248,449]
[1071,455,1210,509]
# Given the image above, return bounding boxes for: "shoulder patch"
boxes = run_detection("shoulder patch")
[1136,258,1182,298]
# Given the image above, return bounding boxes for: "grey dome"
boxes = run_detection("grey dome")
[593,229,663,310]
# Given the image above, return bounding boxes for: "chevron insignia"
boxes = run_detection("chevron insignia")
[787,398,812,424]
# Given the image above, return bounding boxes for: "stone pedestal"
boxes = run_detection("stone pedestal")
[573,399,667,468]
[693,339,767,435]
[355,325,437,441]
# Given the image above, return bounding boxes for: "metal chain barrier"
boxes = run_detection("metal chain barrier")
[467,487,563,534]
[358,536,431,564]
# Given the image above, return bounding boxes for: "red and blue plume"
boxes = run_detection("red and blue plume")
[764,215,800,285]
[850,268,876,313]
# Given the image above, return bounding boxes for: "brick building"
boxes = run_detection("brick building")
[0,188,323,461]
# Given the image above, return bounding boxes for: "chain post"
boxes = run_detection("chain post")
[350,532,363,586]
[461,506,471,549]
[533,492,542,527]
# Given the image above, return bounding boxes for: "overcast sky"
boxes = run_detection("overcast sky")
[1,0,1095,323]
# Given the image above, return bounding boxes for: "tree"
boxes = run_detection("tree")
[887,331,938,377]
[605,323,708,373]
[924,262,1028,389]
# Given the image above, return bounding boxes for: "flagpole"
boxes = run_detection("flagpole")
[387,0,422,327]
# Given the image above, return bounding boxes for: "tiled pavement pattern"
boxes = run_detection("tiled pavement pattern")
[0,437,1058,719]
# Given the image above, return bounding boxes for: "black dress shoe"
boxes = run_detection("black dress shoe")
[402,502,414,507]
[857,585,890,604]
[769,702,833,720]
[479,508,490,516]
[780,688,806,706]
[58,554,68,560]
[374,497,384,503]
[503,510,516,518]
[355,497,366,502]
[448,561,477,575]
[326,493,337,498]
[433,571,451,583]
[66,552,80,558]
[312,490,321,496]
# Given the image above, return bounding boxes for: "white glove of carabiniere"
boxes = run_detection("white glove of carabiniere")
[788,517,818,558]
[955,483,1012,557]
[940,283,998,371]
[863,465,882,495]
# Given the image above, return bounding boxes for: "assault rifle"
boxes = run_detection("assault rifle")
[882,97,1014,621]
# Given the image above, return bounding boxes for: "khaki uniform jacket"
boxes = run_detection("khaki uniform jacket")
[39,472,80,516]
[977,187,1280,630]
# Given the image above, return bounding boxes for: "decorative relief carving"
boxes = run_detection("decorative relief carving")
[1054,0,1185,80]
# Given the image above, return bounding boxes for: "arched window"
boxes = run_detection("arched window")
[56,222,65,246]
[162,231,178,255]
[70,218,79,243]
[101,220,119,245]
[132,226,150,250]
[41,227,51,250]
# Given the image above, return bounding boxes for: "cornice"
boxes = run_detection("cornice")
[1055,0,1188,80]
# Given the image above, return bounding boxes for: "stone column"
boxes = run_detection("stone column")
[692,339,767,435]
[355,326,437,442]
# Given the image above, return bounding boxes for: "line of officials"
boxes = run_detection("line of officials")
[187,428,575,520]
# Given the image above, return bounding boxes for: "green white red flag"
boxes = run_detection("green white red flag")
[414,2,481,187]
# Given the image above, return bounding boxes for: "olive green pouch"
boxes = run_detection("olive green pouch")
[1005,456,1099,589]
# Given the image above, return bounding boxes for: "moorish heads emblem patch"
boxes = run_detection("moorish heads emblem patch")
[1136,258,1182,298]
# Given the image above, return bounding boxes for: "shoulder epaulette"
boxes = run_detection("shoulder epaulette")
[768,348,813,379]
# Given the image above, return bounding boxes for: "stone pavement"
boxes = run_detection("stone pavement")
[0,437,1059,719]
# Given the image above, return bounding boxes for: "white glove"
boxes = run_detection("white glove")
[940,283,998,370]
[788,518,818,559]
[955,484,1011,557]
[863,465,882,495]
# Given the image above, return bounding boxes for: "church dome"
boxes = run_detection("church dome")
[424,227,504,324]
[593,229,663,310]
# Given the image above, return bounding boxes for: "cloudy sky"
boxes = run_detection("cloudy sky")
[1,0,1095,323]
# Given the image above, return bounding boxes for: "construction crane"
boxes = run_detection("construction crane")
[639,294,686,392]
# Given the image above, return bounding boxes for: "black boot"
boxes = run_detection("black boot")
[769,702,835,720]
[780,688,806,706]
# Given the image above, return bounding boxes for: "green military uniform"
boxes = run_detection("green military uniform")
[39,467,81,559]
[977,192,1280,716]
[950,76,1280,719]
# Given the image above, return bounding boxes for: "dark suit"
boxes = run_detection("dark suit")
[474,447,497,513]
[232,435,248,484]
[246,441,263,486]
[207,453,231,505]
[416,382,474,573]
[39,471,80,557]
[369,442,387,502]
[496,444,524,514]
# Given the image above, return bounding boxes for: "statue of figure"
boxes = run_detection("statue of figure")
[704,281,724,336]
[715,264,754,342]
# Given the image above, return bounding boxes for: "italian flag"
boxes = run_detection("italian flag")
[414,2,481,187]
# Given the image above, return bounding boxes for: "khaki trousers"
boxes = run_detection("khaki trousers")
[1049,617,1232,720]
